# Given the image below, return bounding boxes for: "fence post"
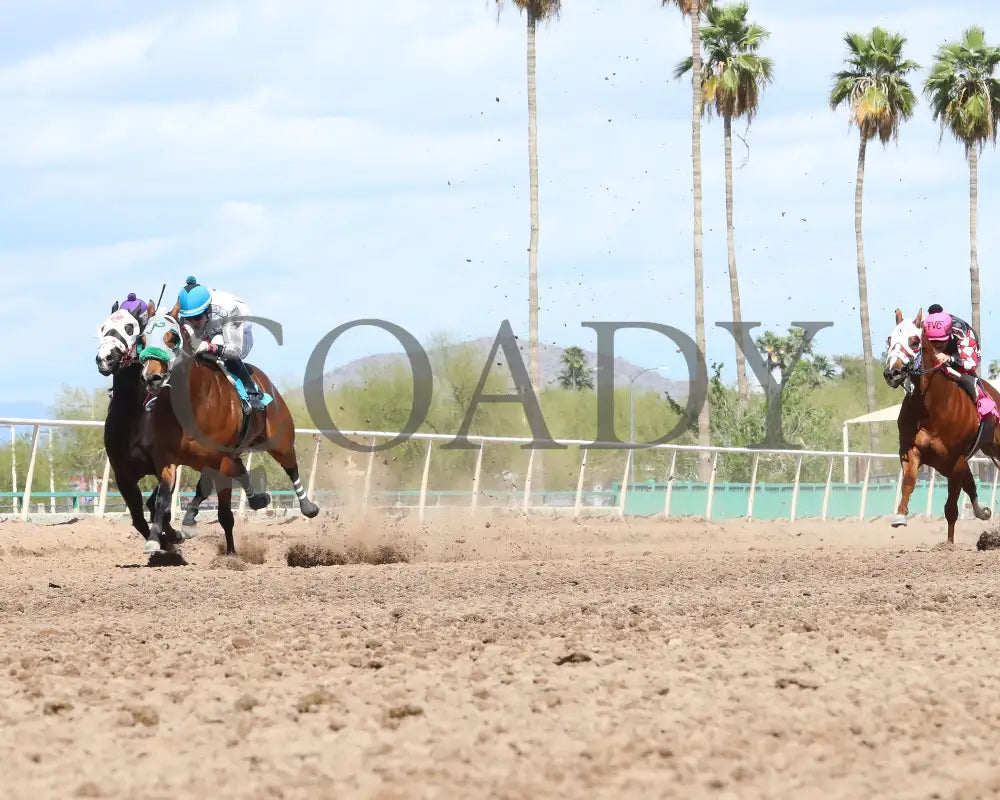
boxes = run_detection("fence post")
[790,454,804,521]
[417,439,433,523]
[522,448,536,514]
[858,456,872,520]
[821,455,834,520]
[991,462,999,511]
[48,430,55,513]
[362,436,376,510]
[471,441,485,512]
[926,470,935,518]
[10,424,17,515]
[19,425,40,521]
[618,449,632,518]
[663,449,677,518]
[306,434,322,500]
[704,450,719,520]
[747,452,760,521]
[574,447,588,519]
[97,456,111,517]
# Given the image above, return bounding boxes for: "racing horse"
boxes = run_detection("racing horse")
[883,307,1000,543]
[137,306,319,555]
[95,302,213,547]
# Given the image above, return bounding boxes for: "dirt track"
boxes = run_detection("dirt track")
[2,509,1000,799]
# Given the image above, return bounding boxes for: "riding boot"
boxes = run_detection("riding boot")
[956,372,979,403]
[225,358,263,412]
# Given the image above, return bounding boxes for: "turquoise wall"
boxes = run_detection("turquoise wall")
[1,478,958,521]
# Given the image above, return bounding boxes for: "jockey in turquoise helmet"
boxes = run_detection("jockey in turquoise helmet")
[173,276,264,412]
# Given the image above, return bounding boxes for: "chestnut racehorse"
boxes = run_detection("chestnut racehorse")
[137,305,319,555]
[883,307,1000,543]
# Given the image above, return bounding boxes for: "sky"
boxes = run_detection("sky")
[2,0,1000,408]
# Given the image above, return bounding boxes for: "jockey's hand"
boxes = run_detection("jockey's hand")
[195,340,219,359]
[935,350,951,365]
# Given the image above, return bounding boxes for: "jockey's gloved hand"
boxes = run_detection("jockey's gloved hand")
[195,340,219,359]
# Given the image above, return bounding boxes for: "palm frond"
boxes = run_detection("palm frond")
[694,1,772,122]
[923,26,1000,155]
[829,26,920,145]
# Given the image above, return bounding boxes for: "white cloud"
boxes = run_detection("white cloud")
[0,22,161,93]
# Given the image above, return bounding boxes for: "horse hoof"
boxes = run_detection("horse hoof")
[249,492,270,511]
[300,499,320,519]
[143,540,162,555]
[891,514,908,528]
[975,507,993,521]
[182,513,197,528]
[181,525,198,540]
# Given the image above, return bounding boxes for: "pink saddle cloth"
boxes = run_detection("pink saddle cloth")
[976,383,1000,422]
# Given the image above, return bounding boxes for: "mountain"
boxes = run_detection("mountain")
[302,336,689,400]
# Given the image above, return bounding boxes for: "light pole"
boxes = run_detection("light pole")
[625,365,670,485]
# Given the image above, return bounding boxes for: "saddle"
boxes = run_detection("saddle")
[950,370,998,458]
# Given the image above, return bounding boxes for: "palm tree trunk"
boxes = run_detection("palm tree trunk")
[723,114,748,408]
[854,135,878,453]
[526,11,544,491]
[690,3,711,481]
[526,11,541,396]
[969,145,980,335]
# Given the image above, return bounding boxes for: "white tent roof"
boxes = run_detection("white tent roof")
[844,405,902,425]
[843,379,1000,426]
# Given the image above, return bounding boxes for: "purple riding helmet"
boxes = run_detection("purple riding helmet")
[118,293,149,326]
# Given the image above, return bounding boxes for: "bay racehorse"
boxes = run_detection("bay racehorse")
[96,302,212,548]
[883,307,1000,543]
[137,306,319,555]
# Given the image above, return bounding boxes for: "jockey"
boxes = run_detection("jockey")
[172,276,265,412]
[923,304,982,398]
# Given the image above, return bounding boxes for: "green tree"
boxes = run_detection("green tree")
[924,26,1000,336]
[830,27,919,453]
[663,0,713,480]
[557,346,594,390]
[675,1,773,409]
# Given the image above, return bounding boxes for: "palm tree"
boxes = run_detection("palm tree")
[675,1,773,410]
[924,26,1000,337]
[829,27,919,453]
[494,0,561,398]
[557,346,594,390]
[662,0,712,480]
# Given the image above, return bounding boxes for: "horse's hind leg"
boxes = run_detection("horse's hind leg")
[267,446,320,519]
[216,486,237,556]
[220,456,270,511]
[118,474,150,539]
[962,465,992,521]
[181,472,214,537]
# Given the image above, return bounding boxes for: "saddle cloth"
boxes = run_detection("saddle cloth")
[217,362,274,408]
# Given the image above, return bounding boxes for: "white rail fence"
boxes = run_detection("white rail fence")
[0,417,995,524]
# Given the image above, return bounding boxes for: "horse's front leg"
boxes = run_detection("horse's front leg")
[145,464,176,555]
[944,467,965,545]
[893,446,922,527]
